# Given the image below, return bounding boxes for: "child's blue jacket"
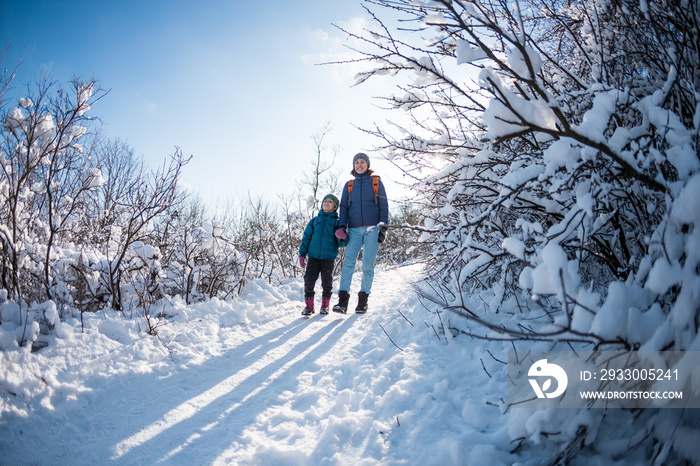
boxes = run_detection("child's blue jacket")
[299,209,347,261]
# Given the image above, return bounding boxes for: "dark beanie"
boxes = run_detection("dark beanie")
[323,193,339,211]
[353,152,370,168]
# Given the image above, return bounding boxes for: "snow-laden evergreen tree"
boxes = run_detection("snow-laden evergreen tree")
[340,0,699,462]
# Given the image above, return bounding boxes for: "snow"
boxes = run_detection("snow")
[456,39,488,64]
[480,67,558,140]
[6,263,691,463]
[422,14,448,26]
[82,168,105,190]
[528,243,580,301]
[506,45,542,79]
[646,258,682,295]
[0,265,525,465]
[2,0,699,461]
[575,89,623,143]
[76,83,94,116]
[671,173,700,225]
[502,237,525,260]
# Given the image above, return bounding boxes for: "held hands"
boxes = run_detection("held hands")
[377,223,388,244]
[335,226,347,240]
[299,256,306,268]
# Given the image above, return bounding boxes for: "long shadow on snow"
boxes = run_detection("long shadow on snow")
[114,315,357,465]
[0,314,311,463]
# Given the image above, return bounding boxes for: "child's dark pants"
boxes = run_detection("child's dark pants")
[304,257,334,299]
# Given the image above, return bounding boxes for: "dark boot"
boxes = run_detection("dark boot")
[355,292,369,314]
[332,291,350,314]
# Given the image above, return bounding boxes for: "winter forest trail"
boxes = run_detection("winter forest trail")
[3,265,475,465]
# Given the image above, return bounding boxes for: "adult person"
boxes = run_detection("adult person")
[332,152,389,314]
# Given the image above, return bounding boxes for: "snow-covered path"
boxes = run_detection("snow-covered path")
[1,265,515,465]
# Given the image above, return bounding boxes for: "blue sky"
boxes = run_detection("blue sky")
[2,0,404,204]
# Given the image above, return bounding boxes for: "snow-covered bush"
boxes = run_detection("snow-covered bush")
[158,211,246,303]
[0,65,303,335]
[0,291,57,350]
[1,78,102,306]
[377,203,427,267]
[344,0,699,462]
[231,195,295,283]
[0,69,192,336]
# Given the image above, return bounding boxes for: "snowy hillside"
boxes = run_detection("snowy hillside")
[1,264,519,465]
[2,263,698,465]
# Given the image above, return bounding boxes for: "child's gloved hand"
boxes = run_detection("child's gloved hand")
[377,223,388,243]
[299,256,306,268]
[335,227,347,240]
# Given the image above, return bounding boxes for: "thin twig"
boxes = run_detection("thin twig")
[0,381,17,397]
[488,349,506,365]
[430,324,442,341]
[379,323,404,351]
[397,308,414,326]
[480,357,492,378]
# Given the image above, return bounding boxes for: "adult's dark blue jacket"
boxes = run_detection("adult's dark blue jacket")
[338,172,389,228]
[299,209,347,260]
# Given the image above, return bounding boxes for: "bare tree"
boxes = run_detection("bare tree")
[38,80,105,303]
[277,189,307,278]
[232,193,288,282]
[155,197,245,304]
[300,121,341,217]
[106,149,190,310]
[0,41,22,108]
[75,142,190,311]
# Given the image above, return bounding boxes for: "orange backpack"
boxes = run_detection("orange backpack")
[347,175,381,205]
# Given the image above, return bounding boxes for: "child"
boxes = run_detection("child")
[298,193,346,315]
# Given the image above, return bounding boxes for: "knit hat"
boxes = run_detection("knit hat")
[353,152,370,168]
[323,193,339,211]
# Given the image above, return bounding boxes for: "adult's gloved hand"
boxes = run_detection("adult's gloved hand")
[335,227,347,240]
[299,256,306,268]
[377,223,388,244]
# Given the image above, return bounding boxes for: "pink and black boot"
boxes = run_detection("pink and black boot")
[301,296,315,316]
[320,297,331,314]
